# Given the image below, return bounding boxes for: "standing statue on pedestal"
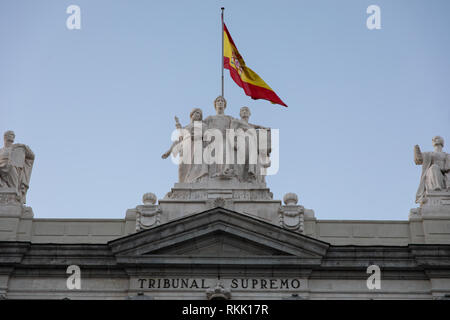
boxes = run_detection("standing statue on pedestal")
[231,107,271,183]
[0,131,35,204]
[414,136,450,204]
[240,106,272,183]
[203,96,235,179]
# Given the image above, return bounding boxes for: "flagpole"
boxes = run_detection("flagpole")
[221,7,224,98]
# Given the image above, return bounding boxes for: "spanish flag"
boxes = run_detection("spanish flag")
[223,23,287,107]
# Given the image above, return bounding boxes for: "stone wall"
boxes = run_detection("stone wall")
[1,216,449,300]
[1,206,449,246]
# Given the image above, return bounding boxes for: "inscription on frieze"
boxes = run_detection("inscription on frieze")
[131,277,304,291]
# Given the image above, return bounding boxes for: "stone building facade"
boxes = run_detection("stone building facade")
[1,120,449,300]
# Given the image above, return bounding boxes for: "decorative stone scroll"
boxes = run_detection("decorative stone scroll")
[206,197,234,210]
[164,187,273,201]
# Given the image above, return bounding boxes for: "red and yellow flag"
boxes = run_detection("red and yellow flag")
[223,23,287,107]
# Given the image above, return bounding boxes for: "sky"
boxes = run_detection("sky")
[1,0,449,220]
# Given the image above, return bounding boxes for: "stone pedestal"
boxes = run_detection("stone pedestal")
[409,191,450,244]
[127,183,317,235]
[0,188,34,241]
[420,191,450,214]
[278,193,305,233]
[158,180,281,224]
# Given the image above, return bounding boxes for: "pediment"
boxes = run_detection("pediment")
[109,208,329,261]
[149,230,292,256]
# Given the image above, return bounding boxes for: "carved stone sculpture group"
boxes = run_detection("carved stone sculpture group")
[162,96,272,184]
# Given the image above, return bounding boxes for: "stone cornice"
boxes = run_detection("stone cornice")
[0,208,450,280]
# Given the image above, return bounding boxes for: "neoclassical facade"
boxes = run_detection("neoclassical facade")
[1,117,450,300]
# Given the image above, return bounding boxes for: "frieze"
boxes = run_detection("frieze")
[132,277,304,291]
[164,188,273,201]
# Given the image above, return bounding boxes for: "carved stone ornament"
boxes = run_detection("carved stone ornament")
[283,192,298,205]
[279,192,304,233]
[213,197,225,207]
[136,193,161,231]
[206,197,234,210]
[136,205,161,231]
[161,97,273,185]
[206,281,231,300]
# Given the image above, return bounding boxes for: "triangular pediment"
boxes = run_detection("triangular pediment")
[149,230,292,256]
[109,208,329,263]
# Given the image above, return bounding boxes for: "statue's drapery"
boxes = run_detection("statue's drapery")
[416,151,448,203]
[173,122,209,183]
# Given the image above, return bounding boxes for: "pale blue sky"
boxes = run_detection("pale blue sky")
[1,0,449,220]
